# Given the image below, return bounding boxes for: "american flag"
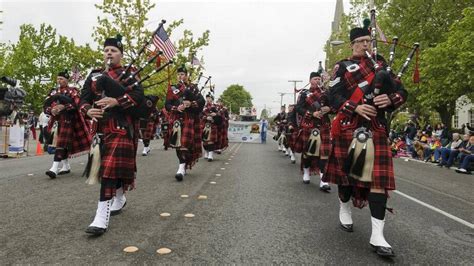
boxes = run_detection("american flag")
[191,56,202,67]
[70,65,83,83]
[153,27,176,61]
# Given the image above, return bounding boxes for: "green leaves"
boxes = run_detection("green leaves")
[0,23,100,113]
[219,84,253,114]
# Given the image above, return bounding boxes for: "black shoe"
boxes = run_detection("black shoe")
[437,163,443,167]
[58,170,70,175]
[175,173,183,182]
[110,201,127,216]
[291,160,296,164]
[340,223,354,232]
[142,153,147,156]
[303,180,310,184]
[320,185,331,192]
[208,158,213,162]
[371,244,395,257]
[46,170,57,179]
[85,226,107,236]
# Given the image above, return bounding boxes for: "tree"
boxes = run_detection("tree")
[260,108,268,119]
[93,0,210,107]
[0,23,100,113]
[420,7,474,128]
[218,84,253,114]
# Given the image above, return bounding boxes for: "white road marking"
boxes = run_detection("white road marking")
[393,190,474,229]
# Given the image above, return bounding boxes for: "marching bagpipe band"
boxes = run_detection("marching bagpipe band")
[342,9,420,182]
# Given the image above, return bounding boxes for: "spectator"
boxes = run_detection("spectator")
[438,123,449,146]
[423,134,442,162]
[260,118,268,144]
[456,135,474,166]
[438,134,470,168]
[433,133,461,163]
[455,154,474,174]
[38,111,50,145]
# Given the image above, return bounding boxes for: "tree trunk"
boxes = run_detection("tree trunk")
[435,104,454,131]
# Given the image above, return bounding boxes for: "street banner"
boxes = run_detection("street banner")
[228,120,261,143]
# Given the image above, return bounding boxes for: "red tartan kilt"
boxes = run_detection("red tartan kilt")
[142,121,156,140]
[293,125,330,156]
[192,117,202,162]
[323,129,395,191]
[55,113,91,156]
[202,122,219,145]
[100,119,137,180]
[217,121,228,149]
[169,113,194,150]
[284,130,296,149]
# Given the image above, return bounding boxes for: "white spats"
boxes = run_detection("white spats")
[319,173,330,188]
[177,163,186,175]
[49,161,60,174]
[89,200,111,229]
[110,187,126,213]
[142,146,150,155]
[208,151,214,161]
[370,217,392,248]
[204,150,209,159]
[59,159,70,172]
[303,168,310,181]
[289,150,295,162]
[339,200,353,225]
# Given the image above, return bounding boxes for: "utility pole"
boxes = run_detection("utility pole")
[288,80,303,104]
[277,92,293,108]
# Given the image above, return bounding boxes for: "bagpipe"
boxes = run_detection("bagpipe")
[0,76,27,116]
[43,87,75,108]
[95,20,174,120]
[343,9,420,182]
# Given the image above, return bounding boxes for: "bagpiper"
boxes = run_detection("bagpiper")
[139,95,160,156]
[44,70,91,179]
[215,99,229,153]
[80,35,144,235]
[165,65,205,181]
[201,92,222,161]
[323,22,408,257]
[294,71,331,192]
[285,104,297,163]
[159,107,171,150]
[273,105,287,153]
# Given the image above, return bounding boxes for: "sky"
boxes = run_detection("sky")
[0,0,351,116]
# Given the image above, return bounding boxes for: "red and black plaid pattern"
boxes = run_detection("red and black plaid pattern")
[191,114,203,166]
[169,112,195,151]
[324,129,395,191]
[294,122,331,156]
[100,117,138,180]
[201,118,219,145]
[342,57,376,91]
[46,87,91,156]
[140,109,159,140]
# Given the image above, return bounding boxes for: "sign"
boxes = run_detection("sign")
[239,106,257,116]
[228,120,261,143]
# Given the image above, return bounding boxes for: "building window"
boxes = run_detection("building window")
[454,114,459,128]
[469,109,474,125]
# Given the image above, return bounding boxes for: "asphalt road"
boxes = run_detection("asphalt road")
[0,136,473,264]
